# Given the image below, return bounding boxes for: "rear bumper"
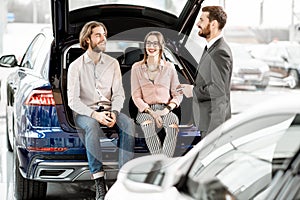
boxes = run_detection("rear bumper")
[17,125,200,182]
[17,137,120,182]
[29,160,119,182]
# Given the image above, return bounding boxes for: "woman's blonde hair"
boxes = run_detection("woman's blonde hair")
[142,31,165,64]
[79,21,107,50]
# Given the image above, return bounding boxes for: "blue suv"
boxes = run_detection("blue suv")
[0,0,204,199]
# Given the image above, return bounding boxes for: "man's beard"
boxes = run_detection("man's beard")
[91,41,106,53]
[198,23,211,39]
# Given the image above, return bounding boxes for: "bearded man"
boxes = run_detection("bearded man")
[67,21,135,200]
[177,6,233,138]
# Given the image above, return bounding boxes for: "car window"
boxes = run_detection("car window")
[255,137,300,200]
[65,41,185,69]
[106,41,141,52]
[21,34,46,70]
[289,183,300,200]
[186,114,299,199]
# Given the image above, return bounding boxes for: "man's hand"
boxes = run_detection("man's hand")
[176,84,194,98]
[108,111,117,127]
[92,111,115,127]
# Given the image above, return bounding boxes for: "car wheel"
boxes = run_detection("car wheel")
[255,84,267,90]
[14,149,47,199]
[288,69,299,89]
[256,76,269,91]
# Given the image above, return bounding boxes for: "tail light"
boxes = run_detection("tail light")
[25,90,55,106]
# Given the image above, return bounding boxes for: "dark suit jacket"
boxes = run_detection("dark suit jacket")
[193,37,233,134]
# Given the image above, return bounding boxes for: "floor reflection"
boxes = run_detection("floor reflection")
[0,117,14,200]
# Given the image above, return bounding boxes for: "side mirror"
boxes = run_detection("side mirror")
[120,155,179,191]
[122,157,165,192]
[0,55,18,68]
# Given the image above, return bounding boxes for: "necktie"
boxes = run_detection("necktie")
[199,46,208,61]
[194,46,208,79]
[203,45,208,55]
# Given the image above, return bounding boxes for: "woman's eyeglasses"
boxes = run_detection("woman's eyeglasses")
[146,41,159,47]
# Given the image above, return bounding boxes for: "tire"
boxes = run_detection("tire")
[14,149,47,200]
[288,69,299,89]
[255,76,269,91]
[255,84,267,91]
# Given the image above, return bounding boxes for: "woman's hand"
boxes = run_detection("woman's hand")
[155,103,175,116]
[155,108,170,116]
[148,110,163,128]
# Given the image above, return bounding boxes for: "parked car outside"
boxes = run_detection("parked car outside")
[230,43,270,90]
[250,41,300,89]
[105,93,300,200]
[0,0,205,199]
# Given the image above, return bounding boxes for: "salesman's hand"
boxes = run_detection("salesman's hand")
[176,84,194,98]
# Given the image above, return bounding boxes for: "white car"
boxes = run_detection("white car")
[105,93,300,200]
[230,43,270,90]
[250,41,300,89]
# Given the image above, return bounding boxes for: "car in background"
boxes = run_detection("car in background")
[0,0,205,199]
[230,43,270,90]
[7,12,15,23]
[250,41,300,89]
[105,93,300,200]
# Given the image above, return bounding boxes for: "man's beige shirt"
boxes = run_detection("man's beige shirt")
[67,51,125,117]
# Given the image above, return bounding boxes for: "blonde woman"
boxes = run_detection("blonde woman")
[131,31,182,157]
